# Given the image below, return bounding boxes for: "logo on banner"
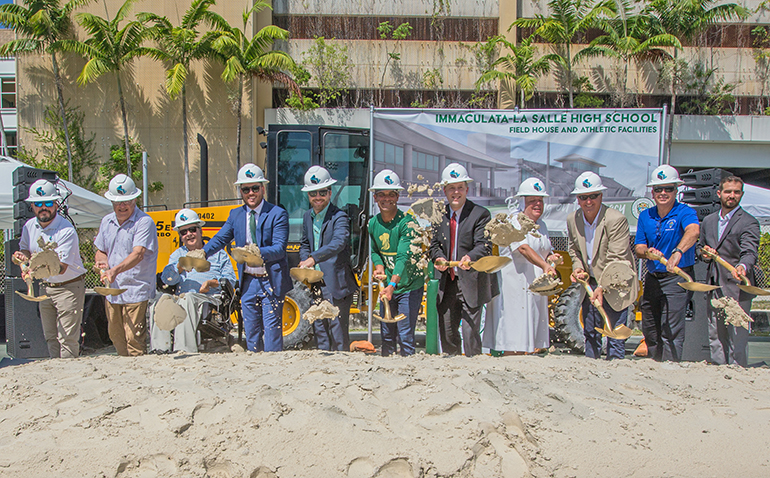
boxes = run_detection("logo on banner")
[632,197,654,219]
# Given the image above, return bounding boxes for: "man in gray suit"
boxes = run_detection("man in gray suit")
[700,175,760,367]
[429,163,499,357]
[299,166,358,351]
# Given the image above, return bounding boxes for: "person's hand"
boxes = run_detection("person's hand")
[666,250,682,272]
[459,255,472,271]
[373,266,387,282]
[20,268,31,281]
[434,257,448,272]
[646,247,663,260]
[104,268,117,285]
[12,251,28,264]
[570,268,587,283]
[591,286,604,308]
[379,284,394,302]
[733,264,747,282]
[199,280,214,294]
[95,260,109,271]
[544,264,557,276]
[702,245,717,260]
[298,257,315,269]
[547,253,563,266]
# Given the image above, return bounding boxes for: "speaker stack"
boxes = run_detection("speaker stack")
[4,166,57,358]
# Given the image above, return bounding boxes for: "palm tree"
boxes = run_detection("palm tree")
[0,0,92,181]
[475,35,555,108]
[644,0,747,153]
[514,0,613,108]
[212,1,298,170]
[56,0,151,175]
[139,0,230,202]
[577,0,680,107]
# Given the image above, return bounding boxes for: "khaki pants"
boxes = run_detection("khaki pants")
[39,278,86,359]
[105,300,148,356]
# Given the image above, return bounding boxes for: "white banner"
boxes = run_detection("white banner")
[371,108,665,235]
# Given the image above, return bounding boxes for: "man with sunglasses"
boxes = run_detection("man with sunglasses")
[298,166,357,351]
[150,209,236,353]
[635,165,700,362]
[567,172,638,360]
[204,163,291,352]
[699,175,759,367]
[95,174,158,356]
[14,179,86,358]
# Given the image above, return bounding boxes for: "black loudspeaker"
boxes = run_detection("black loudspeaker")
[4,239,21,278]
[682,261,711,362]
[4,277,49,359]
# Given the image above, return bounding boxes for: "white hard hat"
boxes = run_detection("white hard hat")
[515,177,549,197]
[173,208,205,231]
[301,165,337,192]
[235,163,269,185]
[571,171,608,195]
[441,163,473,185]
[647,164,683,187]
[104,174,141,201]
[25,179,62,202]
[369,169,404,191]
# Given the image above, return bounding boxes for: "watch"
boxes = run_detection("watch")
[672,247,684,256]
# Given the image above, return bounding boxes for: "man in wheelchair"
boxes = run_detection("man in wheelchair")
[149,209,237,353]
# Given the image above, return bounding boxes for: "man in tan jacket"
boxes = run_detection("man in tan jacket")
[567,172,638,360]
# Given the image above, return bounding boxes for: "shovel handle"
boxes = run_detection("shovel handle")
[436,259,469,268]
[576,278,613,330]
[647,252,694,282]
[701,248,752,286]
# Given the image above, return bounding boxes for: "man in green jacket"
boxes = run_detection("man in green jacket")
[369,169,425,356]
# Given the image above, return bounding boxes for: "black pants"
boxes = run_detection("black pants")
[641,270,693,362]
[437,277,483,357]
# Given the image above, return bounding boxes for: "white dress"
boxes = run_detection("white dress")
[483,216,552,353]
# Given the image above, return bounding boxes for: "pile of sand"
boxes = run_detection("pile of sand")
[1,353,769,477]
[304,301,340,323]
[28,237,60,279]
[485,213,540,247]
[711,296,754,329]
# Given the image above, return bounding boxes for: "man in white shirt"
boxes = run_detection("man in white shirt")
[14,179,86,358]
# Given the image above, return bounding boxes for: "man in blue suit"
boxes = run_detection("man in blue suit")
[298,166,358,351]
[204,164,292,352]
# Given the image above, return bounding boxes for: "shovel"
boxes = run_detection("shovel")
[13,259,49,302]
[93,267,127,296]
[576,277,633,340]
[373,281,407,323]
[701,248,770,296]
[646,251,720,292]
[178,255,210,272]
[436,255,512,274]
[290,267,324,285]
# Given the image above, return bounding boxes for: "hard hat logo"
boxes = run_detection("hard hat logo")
[450,170,459,179]
[180,214,187,222]
[117,185,126,195]
[657,171,666,180]
[534,182,542,191]
[36,186,45,196]
[384,176,393,185]
[310,174,320,184]
[245,170,255,178]
[583,179,592,188]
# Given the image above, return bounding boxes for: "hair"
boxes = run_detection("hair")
[719,175,744,191]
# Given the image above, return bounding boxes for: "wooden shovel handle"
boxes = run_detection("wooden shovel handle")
[646,252,693,282]
[701,248,751,286]
[436,259,469,268]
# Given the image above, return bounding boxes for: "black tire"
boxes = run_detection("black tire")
[552,283,585,353]
[283,281,314,350]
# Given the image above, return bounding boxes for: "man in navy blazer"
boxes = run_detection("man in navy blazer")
[204,164,291,352]
[298,166,358,351]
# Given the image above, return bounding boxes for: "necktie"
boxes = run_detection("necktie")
[449,212,457,280]
[250,210,257,244]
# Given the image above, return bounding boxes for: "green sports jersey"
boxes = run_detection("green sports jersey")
[368,210,425,293]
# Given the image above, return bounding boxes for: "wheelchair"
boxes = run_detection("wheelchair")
[155,273,244,351]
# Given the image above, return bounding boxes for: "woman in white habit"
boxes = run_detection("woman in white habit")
[483,178,561,355]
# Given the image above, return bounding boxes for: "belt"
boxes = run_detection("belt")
[650,271,675,279]
[44,275,85,288]
[245,272,269,278]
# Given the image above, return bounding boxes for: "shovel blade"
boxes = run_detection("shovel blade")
[15,291,49,302]
[738,284,770,296]
[678,282,719,292]
[94,286,127,296]
[470,256,512,273]
[611,325,633,340]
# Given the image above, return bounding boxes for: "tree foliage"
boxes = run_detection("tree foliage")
[94,137,163,194]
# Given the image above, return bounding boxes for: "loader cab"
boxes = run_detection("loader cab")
[265,125,370,272]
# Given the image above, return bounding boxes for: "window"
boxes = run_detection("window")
[5,130,16,157]
[1,78,15,109]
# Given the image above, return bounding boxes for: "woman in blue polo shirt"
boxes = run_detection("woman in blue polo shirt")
[634,165,700,362]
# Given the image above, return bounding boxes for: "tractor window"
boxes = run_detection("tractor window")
[276,130,312,242]
[322,131,369,261]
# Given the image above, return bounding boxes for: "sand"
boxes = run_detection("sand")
[186,249,207,260]
[529,273,562,295]
[711,296,754,329]
[28,238,61,280]
[304,301,340,323]
[485,213,540,247]
[1,353,769,477]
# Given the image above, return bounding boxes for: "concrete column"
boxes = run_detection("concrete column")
[439,155,447,174]
[403,143,413,182]
[489,167,495,196]
[253,2,273,169]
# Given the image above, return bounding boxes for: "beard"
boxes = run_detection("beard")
[36,209,55,224]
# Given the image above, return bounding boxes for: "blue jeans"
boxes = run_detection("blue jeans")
[582,290,628,360]
[241,274,285,352]
[380,288,422,356]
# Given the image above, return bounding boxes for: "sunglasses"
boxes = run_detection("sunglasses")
[241,185,262,194]
[653,186,676,193]
[33,201,55,208]
[179,226,199,237]
[577,193,600,201]
[308,189,329,197]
